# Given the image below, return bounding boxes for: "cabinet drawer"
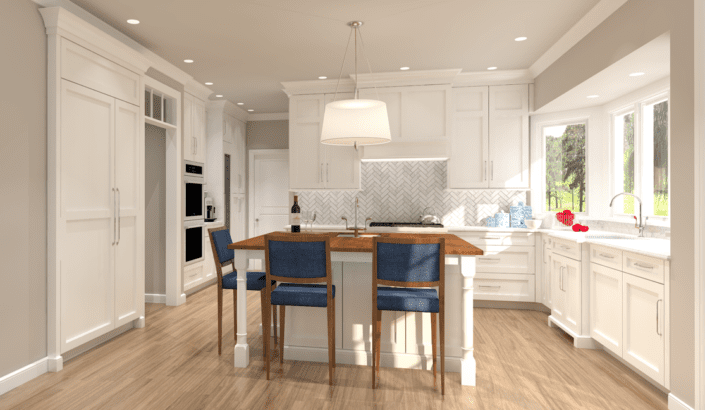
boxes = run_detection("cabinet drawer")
[590,244,623,270]
[183,263,203,289]
[474,273,535,302]
[456,232,534,247]
[550,237,581,260]
[623,252,665,284]
[476,246,535,274]
[61,39,141,106]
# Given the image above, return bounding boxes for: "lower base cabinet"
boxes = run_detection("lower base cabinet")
[623,273,665,386]
[474,273,535,302]
[550,253,581,335]
[589,263,623,356]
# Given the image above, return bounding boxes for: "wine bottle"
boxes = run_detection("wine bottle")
[291,195,301,233]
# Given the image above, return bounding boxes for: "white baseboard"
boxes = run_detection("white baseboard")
[669,394,695,410]
[0,358,48,396]
[282,345,461,372]
[145,293,166,304]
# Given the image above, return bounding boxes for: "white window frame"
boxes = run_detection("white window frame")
[539,118,590,214]
[610,90,670,221]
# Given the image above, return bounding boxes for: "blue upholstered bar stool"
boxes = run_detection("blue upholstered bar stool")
[264,234,336,385]
[208,226,276,356]
[372,236,446,394]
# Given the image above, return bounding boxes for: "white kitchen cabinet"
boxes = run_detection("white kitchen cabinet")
[448,86,489,188]
[550,253,581,335]
[542,236,552,308]
[623,273,665,385]
[475,246,535,274]
[447,84,529,189]
[474,273,535,302]
[590,263,623,356]
[288,94,361,190]
[183,262,204,291]
[59,79,144,352]
[183,93,206,164]
[488,84,529,188]
[230,194,247,243]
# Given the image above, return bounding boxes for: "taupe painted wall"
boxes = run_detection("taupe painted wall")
[246,120,289,150]
[145,125,167,295]
[534,1,695,406]
[0,0,47,377]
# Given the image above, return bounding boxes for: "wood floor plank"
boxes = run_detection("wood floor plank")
[0,285,668,410]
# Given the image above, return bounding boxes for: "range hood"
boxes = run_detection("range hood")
[361,140,449,162]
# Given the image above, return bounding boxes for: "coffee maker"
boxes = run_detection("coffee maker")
[205,195,216,221]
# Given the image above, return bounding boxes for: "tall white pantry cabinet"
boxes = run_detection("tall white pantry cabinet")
[42,7,150,371]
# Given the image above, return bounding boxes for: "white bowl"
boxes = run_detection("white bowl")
[525,219,542,229]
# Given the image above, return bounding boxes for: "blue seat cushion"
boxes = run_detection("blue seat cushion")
[270,283,335,307]
[221,271,274,291]
[377,287,439,313]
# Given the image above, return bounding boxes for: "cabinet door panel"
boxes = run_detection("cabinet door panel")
[623,274,665,385]
[404,86,448,140]
[289,95,324,189]
[323,93,360,189]
[193,98,206,164]
[449,87,488,188]
[358,88,401,140]
[60,80,116,352]
[590,263,622,356]
[550,254,565,322]
[114,100,143,327]
[183,93,194,162]
[488,85,529,188]
[564,257,581,334]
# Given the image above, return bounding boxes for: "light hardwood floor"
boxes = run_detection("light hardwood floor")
[0,285,668,410]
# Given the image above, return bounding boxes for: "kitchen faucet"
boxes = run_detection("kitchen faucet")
[341,197,371,237]
[609,192,649,237]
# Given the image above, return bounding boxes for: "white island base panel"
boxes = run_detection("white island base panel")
[233,250,477,386]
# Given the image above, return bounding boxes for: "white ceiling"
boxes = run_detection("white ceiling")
[534,33,670,114]
[70,0,600,113]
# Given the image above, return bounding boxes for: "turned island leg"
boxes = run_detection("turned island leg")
[459,255,476,386]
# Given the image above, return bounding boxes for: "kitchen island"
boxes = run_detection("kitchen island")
[227,232,483,386]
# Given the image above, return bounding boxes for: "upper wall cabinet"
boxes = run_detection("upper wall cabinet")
[289,93,361,190]
[184,93,206,164]
[448,84,529,189]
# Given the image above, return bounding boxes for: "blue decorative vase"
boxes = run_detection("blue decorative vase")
[510,202,532,228]
[494,212,510,228]
[486,216,497,227]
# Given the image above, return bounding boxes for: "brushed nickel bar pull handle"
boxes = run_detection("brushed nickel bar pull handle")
[479,257,501,261]
[117,188,121,245]
[484,161,487,181]
[491,161,494,181]
[479,285,501,289]
[599,253,615,259]
[327,163,329,183]
[481,236,502,240]
[656,299,662,336]
[112,188,116,246]
[320,164,324,183]
[635,262,654,270]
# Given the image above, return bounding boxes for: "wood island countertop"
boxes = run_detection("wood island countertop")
[227,232,484,256]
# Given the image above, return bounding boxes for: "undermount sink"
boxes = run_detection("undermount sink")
[337,233,381,238]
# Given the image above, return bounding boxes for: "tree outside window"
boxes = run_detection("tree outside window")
[545,123,587,212]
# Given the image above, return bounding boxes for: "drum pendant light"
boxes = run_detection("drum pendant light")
[320,21,391,149]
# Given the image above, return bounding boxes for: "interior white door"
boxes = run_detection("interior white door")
[590,263,623,356]
[253,153,290,237]
[59,80,116,352]
[623,273,665,385]
[114,100,143,328]
[488,84,529,188]
[448,86,489,189]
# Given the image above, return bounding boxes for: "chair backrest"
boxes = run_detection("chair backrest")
[264,234,332,284]
[208,226,234,271]
[373,236,445,288]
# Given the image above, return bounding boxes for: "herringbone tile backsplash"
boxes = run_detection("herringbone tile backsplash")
[295,161,527,227]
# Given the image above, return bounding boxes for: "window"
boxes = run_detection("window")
[544,122,587,212]
[612,93,669,217]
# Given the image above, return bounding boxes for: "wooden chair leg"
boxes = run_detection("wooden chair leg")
[440,307,445,395]
[372,306,376,389]
[375,310,382,379]
[262,290,271,380]
[332,296,336,369]
[218,287,223,355]
[431,312,437,382]
[279,305,285,364]
[272,291,278,347]
[233,290,237,341]
[327,301,334,386]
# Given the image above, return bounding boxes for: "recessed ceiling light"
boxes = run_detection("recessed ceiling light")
[237,102,244,106]
[184,59,194,63]
[318,76,327,80]
[629,72,645,77]
[515,37,528,42]
[487,67,498,70]
[205,82,213,85]
[216,94,223,98]
[400,67,410,71]
[587,95,599,99]
[127,19,140,25]
[247,109,254,112]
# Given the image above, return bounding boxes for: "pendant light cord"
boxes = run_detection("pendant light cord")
[357,27,381,101]
[332,27,354,103]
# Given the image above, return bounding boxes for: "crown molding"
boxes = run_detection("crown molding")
[452,69,534,87]
[207,100,249,123]
[185,79,213,102]
[281,79,356,97]
[247,113,289,121]
[39,7,151,73]
[352,69,462,88]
